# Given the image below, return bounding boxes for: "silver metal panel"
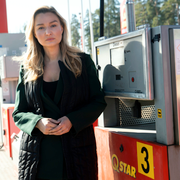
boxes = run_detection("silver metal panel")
[94,28,153,100]
[152,26,176,145]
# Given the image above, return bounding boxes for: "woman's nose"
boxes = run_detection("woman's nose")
[45,27,51,35]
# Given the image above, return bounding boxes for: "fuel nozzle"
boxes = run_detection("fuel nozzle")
[131,100,141,118]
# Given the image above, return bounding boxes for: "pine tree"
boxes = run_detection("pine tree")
[104,0,120,38]
[135,0,148,27]
[71,14,81,48]
[84,9,100,54]
[84,10,91,53]
[160,0,179,25]
[147,0,161,27]
[176,0,180,24]
[135,0,180,27]
[93,8,100,43]
[135,0,162,27]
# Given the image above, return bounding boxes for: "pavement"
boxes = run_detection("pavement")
[0,146,18,180]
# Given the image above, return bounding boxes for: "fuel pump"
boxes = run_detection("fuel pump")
[94,25,180,180]
[0,33,26,160]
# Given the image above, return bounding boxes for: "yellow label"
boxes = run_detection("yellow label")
[111,154,136,178]
[137,142,154,179]
[97,48,99,55]
[157,109,162,118]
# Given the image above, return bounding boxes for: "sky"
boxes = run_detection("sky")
[6,0,99,33]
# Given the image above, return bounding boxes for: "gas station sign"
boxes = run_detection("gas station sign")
[120,0,127,34]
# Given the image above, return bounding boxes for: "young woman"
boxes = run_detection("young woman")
[12,6,106,180]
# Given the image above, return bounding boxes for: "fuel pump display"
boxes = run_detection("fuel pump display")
[101,29,153,100]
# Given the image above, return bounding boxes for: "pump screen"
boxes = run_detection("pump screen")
[111,47,124,66]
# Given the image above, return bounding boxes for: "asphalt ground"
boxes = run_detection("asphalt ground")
[0,147,18,180]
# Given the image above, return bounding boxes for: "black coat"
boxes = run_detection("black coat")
[13,53,106,180]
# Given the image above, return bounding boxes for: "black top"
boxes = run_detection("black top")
[43,80,58,100]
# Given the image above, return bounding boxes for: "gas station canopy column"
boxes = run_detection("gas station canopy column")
[0,0,8,33]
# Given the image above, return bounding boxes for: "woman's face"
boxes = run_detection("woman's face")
[34,12,63,48]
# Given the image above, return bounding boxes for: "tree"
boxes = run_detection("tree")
[135,0,180,27]
[71,14,81,48]
[84,10,91,53]
[84,9,100,54]
[146,0,161,27]
[160,0,180,25]
[134,0,148,27]
[84,0,120,53]
[104,0,120,38]
[135,0,162,27]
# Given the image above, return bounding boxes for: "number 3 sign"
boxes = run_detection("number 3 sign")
[137,142,154,179]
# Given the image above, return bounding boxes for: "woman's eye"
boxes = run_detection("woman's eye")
[51,24,56,27]
[38,27,44,30]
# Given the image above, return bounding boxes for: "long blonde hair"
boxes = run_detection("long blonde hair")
[18,6,82,82]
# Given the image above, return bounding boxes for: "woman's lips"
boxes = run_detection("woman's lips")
[46,38,55,41]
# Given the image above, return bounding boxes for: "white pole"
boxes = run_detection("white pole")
[67,0,72,45]
[88,0,94,59]
[81,0,85,51]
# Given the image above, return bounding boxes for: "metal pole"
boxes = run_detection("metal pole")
[125,0,136,32]
[67,0,72,45]
[88,0,94,58]
[100,0,104,37]
[80,0,85,51]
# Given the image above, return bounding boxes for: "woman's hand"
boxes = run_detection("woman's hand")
[35,118,59,135]
[49,116,72,135]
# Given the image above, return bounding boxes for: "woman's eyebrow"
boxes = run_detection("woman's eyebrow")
[50,20,58,24]
[36,20,58,26]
